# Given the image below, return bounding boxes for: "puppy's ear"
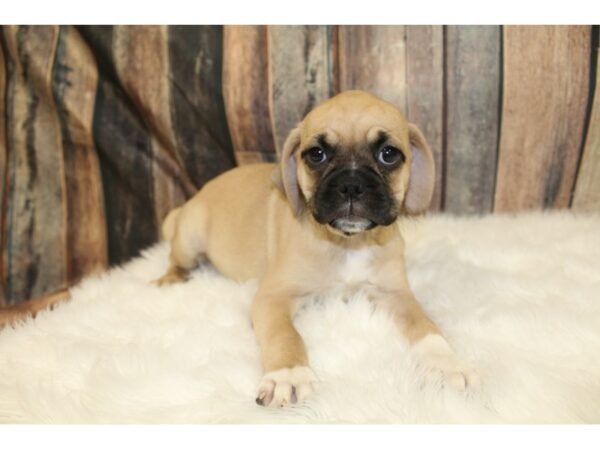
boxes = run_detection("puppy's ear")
[404,123,435,215]
[272,127,304,216]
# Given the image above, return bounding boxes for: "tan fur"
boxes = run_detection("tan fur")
[155,90,477,404]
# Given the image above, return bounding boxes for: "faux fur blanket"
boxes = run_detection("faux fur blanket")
[1,212,599,423]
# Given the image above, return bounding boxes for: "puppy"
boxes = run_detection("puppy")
[156,90,479,407]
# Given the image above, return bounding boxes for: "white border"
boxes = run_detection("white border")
[1,0,599,24]
[2,425,600,450]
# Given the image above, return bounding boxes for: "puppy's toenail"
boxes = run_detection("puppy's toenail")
[291,386,297,404]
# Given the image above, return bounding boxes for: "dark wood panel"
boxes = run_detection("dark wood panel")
[495,26,591,212]
[113,26,179,160]
[53,26,108,283]
[573,47,600,212]
[168,25,236,187]
[2,26,67,303]
[267,25,334,155]
[223,25,276,164]
[445,26,501,215]
[406,25,444,211]
[0,36,7,306]
[82,25,158,265]
[112,25,188,226]
[338,26,407,113]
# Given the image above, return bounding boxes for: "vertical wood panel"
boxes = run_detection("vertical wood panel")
[406,25,444,211]
[113,25,187,226]
[0,37,7,305]
[573,47,600,212]
[495,26,591,212]
[79,25,157,265]
[2,26,67,303]
[267,26,334,155]
[223,25,276,164]
[445,26,501,214]
[168,26,236,187]
[338,26,407,113]
[53,26,107,283]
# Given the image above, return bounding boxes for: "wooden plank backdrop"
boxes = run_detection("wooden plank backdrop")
[405,26,444,211]
[0,24,597,305]
[167,26,235,187]
[267,26,335,155]
[445,26,501,215]
[53,26,108,286]
[338,26,409,112]
[573,47,600,212]
[223,26,276,164]
[0,37,6,306]
[2,26,67,303]
[495,26,591,212]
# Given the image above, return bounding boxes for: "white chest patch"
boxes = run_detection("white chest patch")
[336,248,376,286]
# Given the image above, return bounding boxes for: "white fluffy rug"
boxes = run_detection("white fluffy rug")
[1,212,600,423]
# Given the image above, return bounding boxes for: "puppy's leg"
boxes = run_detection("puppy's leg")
[154,205,207,286]
[251,287,318,407]
[376,290,480,391]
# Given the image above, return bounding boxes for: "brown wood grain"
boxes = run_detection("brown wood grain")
[2,26,67,303]
[573,47,600,212]
[338,26,408,113]
[495,26,591,212]
[0,38,6,306]
[53,26,108,284]
[0,287,70,328]
[445,26,501,215]
[113,25,188,226]
[268,26,334,155]
[405,25,444,212]
[223,25,276,164]
[167,26,236,188]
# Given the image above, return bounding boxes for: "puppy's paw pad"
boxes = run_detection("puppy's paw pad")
[255,366,318,408]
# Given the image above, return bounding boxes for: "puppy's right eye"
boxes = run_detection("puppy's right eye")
[305,147,327,165]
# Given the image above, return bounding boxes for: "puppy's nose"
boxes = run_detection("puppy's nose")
[338,180,364,199]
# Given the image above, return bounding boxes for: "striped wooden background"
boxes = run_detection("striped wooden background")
[0,25,598,305]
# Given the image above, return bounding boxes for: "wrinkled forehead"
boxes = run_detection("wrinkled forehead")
[300,99,410,150]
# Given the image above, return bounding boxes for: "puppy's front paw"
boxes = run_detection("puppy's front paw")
[412,335,480,391]
[255,366,318,408]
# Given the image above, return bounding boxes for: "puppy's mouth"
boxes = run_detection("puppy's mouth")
[329,216,376,236]
[323,200,379,236]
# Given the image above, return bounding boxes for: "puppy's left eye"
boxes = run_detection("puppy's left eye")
[305,147,328,165]
[377,146,404,166]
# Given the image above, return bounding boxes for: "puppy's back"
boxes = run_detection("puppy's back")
[184,163,279,281]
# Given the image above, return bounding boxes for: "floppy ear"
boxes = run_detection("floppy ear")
[271,127,304,216]
[404,123,435,215]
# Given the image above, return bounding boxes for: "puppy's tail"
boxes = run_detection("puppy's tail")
[161,207,183,241]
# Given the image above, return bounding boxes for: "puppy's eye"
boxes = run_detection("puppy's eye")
[377,146,404,166]
[305,147,327,165]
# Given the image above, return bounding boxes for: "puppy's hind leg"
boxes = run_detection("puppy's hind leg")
[154,204,207,286]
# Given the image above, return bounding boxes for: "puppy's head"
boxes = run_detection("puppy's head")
[275,90,434,237]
